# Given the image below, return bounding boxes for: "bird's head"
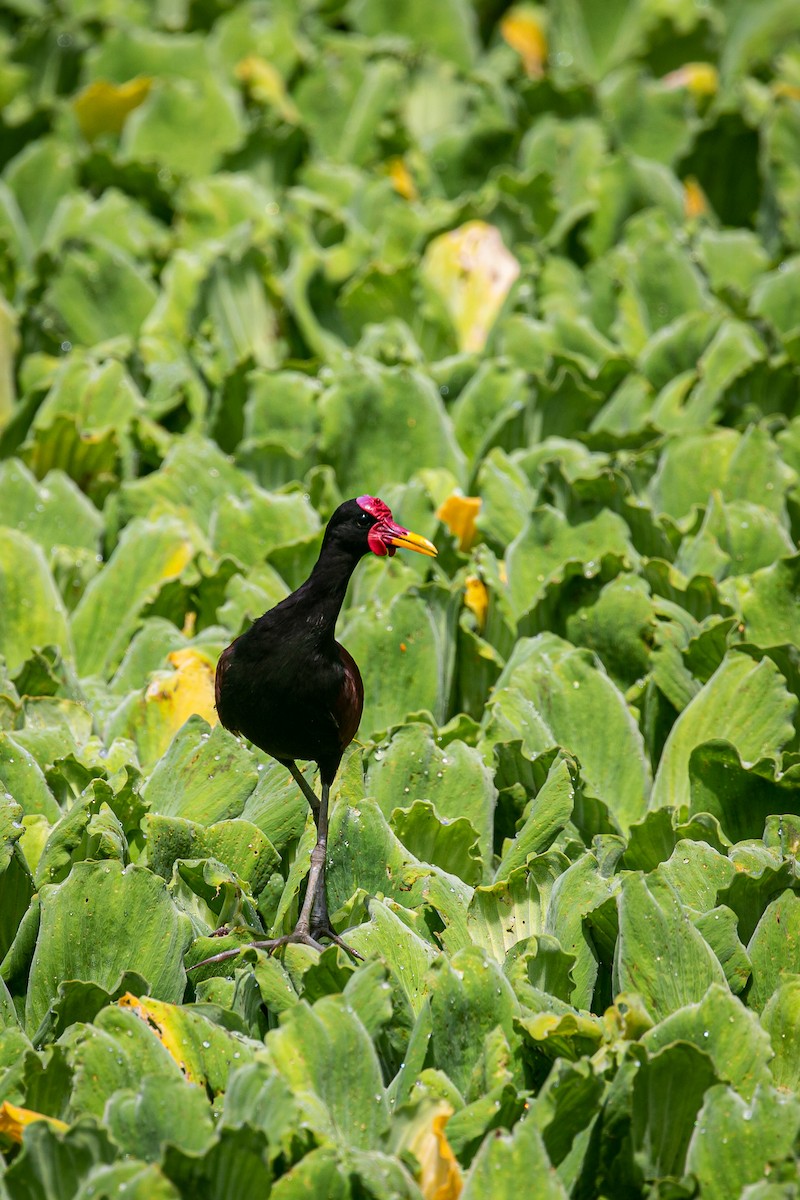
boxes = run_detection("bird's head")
[325,496,438,559]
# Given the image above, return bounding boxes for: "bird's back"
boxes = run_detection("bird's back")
[215,600,362,781]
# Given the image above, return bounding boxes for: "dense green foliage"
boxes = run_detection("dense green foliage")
[3,0,800,1195]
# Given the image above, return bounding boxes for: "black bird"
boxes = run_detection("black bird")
[191,495,437,968]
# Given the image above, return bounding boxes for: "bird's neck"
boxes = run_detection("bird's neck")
[300,544,363,637]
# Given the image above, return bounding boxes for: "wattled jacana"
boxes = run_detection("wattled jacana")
[190,495,437,969]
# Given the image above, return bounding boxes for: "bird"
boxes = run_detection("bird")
[189,495,437,970]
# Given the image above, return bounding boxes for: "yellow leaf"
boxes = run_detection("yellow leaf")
[118,993,196,1078]
[501,5,547,78]
[464,575,489,631]
[387,156,418,201]
[73,77,152,140]
[161,540,194,580]
[0,1101,68,1144]
[773,81,800,100]
[683,176,709,219]
[400,1102,463,1200]
[144,647,218,744]
[422,220,520,353]
[235,55,299,122]
[661,62,718,98]
[436,493,482,551]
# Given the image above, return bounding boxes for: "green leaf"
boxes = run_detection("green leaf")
[494,755,575,881]
[650,653,796,813]
[692,907,751,994]
[698,230,770,303]
[264,993,390,1149]
[655,840,736,913]
[686,1083,800,1200]
[676,320,766,430]
[427,946,522,1102]
[0,460,103,558]
[0,733,59,820]
[346,900,438,1018]
[118,434,247,527]
[760,978,800,1091]
[614,872,727,1022]
[121,72,245,177]
[221,1059,299,1153]
[530,1056,605,1171]
[0,530,72,673]
[318,361,465,496]
[495,634,651,832]
[160,1125,272,1199]
[505,506,638,625]
[564,572,656,691]
[71,516,198,678]
[547,852,617,1009]
[1,1120,153,1200]
[731,554,800,646]
[390,801,483,885]
[4,135,77,245]
[25,861,193,1037]
[467,855,568,965]
[143,717,258,825]
[148,815,279,895]
[349,0,478,69]
[340,589,453,734]
[688,742,800,843]
[642,982,771,1102]
[460,1108,567,1199]
[631,1041,718,1184]
[45,240,158,345]
[366,723,496,870]
[105,1074,215,1161]
[59,1003,187,1119]
[746,889,800,1012]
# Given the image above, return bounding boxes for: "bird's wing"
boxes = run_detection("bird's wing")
[331,643,364,750]
[214,643,239,734]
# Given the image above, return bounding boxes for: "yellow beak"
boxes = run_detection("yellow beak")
[390,529,438,557]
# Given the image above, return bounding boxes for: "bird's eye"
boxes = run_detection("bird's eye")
[357,511,371,526]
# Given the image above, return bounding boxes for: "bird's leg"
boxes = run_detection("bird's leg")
[284,764,333,935]
[291,782,328,940]
[285,760,320,817]
[296,780,362,959]
[188,773,361,974]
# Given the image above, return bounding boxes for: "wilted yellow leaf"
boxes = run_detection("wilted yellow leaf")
[118,993,195,1078]
[661,62,718,97]
[0,1101,68,1143]
[773,81,800,100]
[396,1101,462,1200]
[437,493,481,551]
[501,5,547,78]
[422,220,520,353]
[73,77,152,140]
[235,55,299,122]
[161,540,195,580]
[683,177,709,219]
[387,156,418,201]
[144,647,218,740]
[464,575,489,631]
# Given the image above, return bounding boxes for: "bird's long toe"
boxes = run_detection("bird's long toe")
[188,924,364,972]
[312,928,364,961]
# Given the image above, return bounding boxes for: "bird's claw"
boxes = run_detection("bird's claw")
[187,928,363,973]
[310,927,364,962]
